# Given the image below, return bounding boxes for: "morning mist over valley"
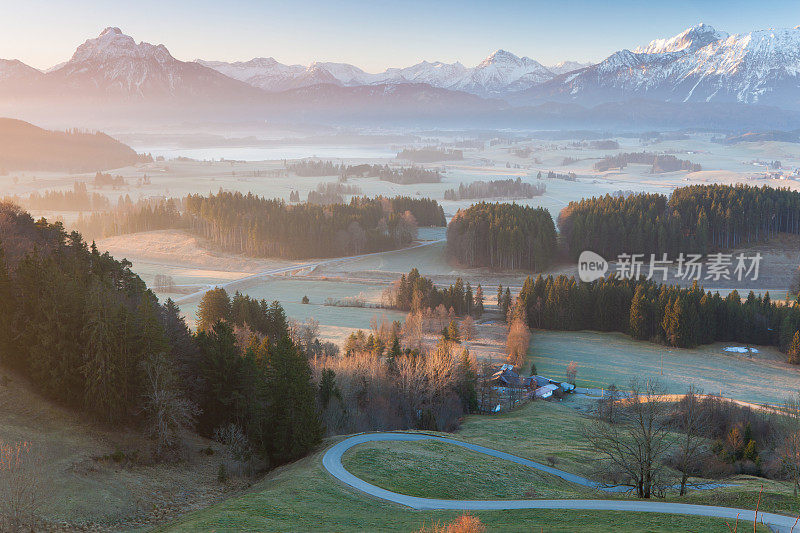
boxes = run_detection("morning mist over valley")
[2,1,800,531]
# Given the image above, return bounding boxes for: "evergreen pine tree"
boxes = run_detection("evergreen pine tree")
[629,285,649,340]
[265,337,322,465]
[0,244,15,362]
[474,284,485,317]
[197,288,232,332]
[82,282,125,423]
[788,331,800,365]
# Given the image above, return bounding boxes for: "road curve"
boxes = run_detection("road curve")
[322,432,798,532]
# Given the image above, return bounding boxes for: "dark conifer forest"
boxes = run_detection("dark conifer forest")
[446,202,557,270]
[559,184,800,260]
[517,274,800,351]
[75,192,446,258]
[184,192,444,258]
[0,202,321,466]
[593,152,702,173]
[287,160,441,184]
[388,268,484,317]
[443,177,545,200]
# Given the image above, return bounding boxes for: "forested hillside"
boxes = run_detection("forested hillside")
[446,202,557,270]
[0,118,150,172]
[559,184,800,259]
[0,202,321,465]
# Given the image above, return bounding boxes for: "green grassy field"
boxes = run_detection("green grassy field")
[341,400,800,517]
[529,330,800,407]
[156,442,770,533]
[341,439,598,500]
[158,399,796,532]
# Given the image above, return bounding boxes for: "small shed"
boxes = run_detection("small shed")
[535,384,559,399]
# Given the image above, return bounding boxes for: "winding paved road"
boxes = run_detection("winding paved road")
[323,432,799,532]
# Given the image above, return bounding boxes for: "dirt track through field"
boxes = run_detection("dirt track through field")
[172,238,446,305]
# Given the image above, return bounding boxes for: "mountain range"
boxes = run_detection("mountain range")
[197,49,574,97]
[1,24,800,126]
[513,23,800,109]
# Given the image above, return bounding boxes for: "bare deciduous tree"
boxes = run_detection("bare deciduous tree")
[478,361,499,414]
[214,423,255,477]
[505,317,530,368]
[566,361,578,385]
[401,311,424,352]
[671,385,709,495]
[0,441,48,531]
[780,393,800,496]
[141,352,198,459]
[583,379,672,498]
[289,317,320,352]
[461,315,476,342]
[597,383,621,423]
[435,304,448,332]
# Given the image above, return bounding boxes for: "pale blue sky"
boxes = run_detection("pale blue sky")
[1,0,798,71]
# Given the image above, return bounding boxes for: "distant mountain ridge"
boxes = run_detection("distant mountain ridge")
[0,117,147,171]
[199,48,563,97]
[514,23,800,109]
[2,24,800,126]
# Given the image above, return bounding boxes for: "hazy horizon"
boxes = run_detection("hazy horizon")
[3,0,799,71]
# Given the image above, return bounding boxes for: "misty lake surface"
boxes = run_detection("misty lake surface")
[132,145,399,161]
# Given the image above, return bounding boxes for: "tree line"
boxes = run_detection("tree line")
[559,184,800,259]
[74,197,183,240]
[287,160,441,184]
[447,202,557,271]
[397,148,463,163]
[73,192,445,257]
[305,182,363,205]
[386,268,485,317]
[443,178,545,200]
[516,273,800,354]
[183,192,441,258]
[537,170,576,181]
[319,325,478,434]
[593,152,702,173]
[4,181,111,212]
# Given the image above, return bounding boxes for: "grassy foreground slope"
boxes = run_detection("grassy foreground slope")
[158,400,793,532]
[344,401,799,517]
[157,442,762,532]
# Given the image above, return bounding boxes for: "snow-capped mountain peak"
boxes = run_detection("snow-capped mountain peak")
[68,27,174,65]
[457,49,553,95]
[0,59,42,80]
[547,61,593,75]
[198,48,561,97]
[519,23,800,110]
[634,23,729,55]
[479,49,521,66]
[42,27,258,100]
